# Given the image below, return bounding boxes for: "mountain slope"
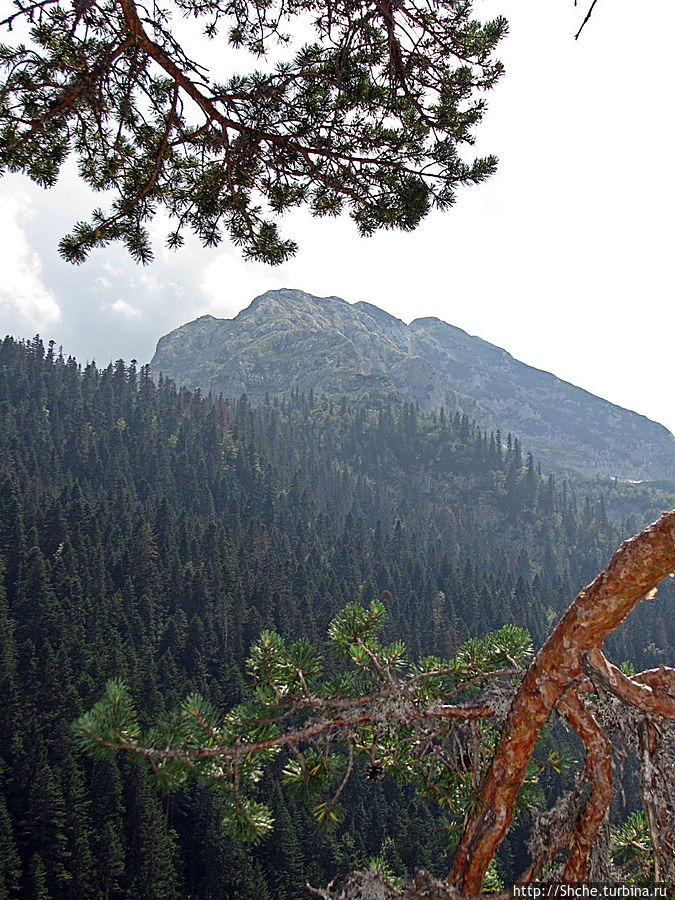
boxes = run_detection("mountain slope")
[150,289,675,480]
[1,336,673,897]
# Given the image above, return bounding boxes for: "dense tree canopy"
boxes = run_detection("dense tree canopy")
[77,518,675,896]
[3,335,673,897]
[0,0,505,263]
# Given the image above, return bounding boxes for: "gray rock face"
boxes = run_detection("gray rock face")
[150,288,675,479]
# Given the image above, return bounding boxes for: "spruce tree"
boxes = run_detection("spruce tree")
[26,855,49,900]
[0,797,20,900]
[128,777,181,900]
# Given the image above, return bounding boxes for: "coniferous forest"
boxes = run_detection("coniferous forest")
[1,335,673,899]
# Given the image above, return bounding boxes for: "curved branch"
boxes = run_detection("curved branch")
[82,697,494,767]
[449,508,675,895]
[117,0,240,128]
[557,689,612,880]
[634,665,675,690]
[584,649,675,719]
[116,0,421,178]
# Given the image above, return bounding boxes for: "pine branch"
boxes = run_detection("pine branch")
[584,648,675,720]
[557,688,612,880]
[449,508,675,895]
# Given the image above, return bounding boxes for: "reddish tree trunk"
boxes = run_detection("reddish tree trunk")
[449,509,675,894]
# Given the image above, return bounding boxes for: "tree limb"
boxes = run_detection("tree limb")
[584,648,675,720]
[575,0,601,40]
[449,508,675,895]
[557,689,612,880]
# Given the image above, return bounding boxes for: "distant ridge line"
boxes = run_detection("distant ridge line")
[151,289,675,481]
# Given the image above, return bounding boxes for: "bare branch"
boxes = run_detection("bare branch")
[584,649,675,720]
[557,689,612,880]
[0,0,60,29]
[575,0,601,40]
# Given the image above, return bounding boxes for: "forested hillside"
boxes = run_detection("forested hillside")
[151,289,675,480]
[0,336,672,898]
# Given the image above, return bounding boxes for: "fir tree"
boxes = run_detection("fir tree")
[0,797,20,900]
[0,337,673,896]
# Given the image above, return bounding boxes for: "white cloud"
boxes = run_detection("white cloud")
[138,270,162,293]
[110,298,142,318]
[0,187,61,331]
[103,261,121,277]
[199,249,284,319]
[2,0,675,435]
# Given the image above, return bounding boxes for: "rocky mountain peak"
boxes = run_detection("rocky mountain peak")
[151,289,675,480]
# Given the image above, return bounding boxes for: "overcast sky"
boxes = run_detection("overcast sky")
[1,0,674,433]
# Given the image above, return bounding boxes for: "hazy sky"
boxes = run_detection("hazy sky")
[1,0,674,432]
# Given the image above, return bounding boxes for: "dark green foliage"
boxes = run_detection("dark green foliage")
[0,795,20,899]
[26,855,48,900]
[0,0,504,264]
[127,776,181,900]
[0,335,672,896]
[75,602,534,845]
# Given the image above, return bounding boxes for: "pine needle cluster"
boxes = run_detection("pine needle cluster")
[75,599,532,844]
[0,0,505,263]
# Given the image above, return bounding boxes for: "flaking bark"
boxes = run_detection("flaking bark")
[557,690,612,880]
[449,508,675,895]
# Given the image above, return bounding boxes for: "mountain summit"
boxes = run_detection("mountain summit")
[150,288,675,479]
